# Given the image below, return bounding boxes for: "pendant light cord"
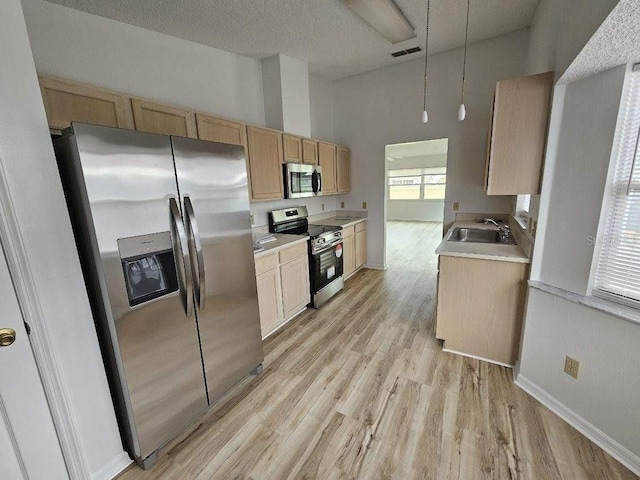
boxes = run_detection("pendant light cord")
[460,0,470,104]
[422,0,430,112]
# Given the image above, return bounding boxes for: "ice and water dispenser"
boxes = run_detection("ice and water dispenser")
[118,232,178,307]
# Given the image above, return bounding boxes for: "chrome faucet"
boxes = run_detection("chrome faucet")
[477,217,512,242]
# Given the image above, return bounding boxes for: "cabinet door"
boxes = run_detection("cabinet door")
[39,75,134,132]
[283,134,302,162]
[486,72,553,195]
[256,268,283,338]
[280,256,310,319]
[302,139,318,165]
[131,98,197,138]
[196,113,246,146]
[355,229,367,269]
[246,126,284,201]
[436,256,528,365]
[318,142,337,195]
[342,234,356,278]
[337,146,351,193]
[484,89,496,192]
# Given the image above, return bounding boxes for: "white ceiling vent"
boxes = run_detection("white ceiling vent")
[344,0,416,44]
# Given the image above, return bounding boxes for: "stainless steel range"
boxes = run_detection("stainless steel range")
[269,207,344,308]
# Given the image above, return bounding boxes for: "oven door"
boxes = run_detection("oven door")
[284,163,322,198]
[310,240,344,293]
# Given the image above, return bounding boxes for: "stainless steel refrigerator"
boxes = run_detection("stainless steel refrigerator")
[55,123,264,468]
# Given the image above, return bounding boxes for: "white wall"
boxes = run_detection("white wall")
[537,66,625,294]
[262,54,312,137]
[21,0,265,126]
[519,288,640,469]
[309,74,335,143]
[333,30,528,268]
[251,196,338,228]
[1,0,126,477]
[387,201,444,222]
[522,0,621,230]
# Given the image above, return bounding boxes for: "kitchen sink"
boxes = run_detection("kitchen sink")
[448,227,517,245]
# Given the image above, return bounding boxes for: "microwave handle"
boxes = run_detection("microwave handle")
[313,169,322,194]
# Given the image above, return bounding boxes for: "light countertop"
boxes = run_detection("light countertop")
[436,221,530,264]
[310,216,367,228]
[253,233,308,258]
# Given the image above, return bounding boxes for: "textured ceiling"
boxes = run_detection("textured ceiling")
[43,0,540,80]
[386,138,449,158]
[559,0,640,85]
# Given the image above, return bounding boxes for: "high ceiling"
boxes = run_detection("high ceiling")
[44,0,540,80]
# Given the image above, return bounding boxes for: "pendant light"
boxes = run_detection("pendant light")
[458,0,470,121]
[421,0,431,124]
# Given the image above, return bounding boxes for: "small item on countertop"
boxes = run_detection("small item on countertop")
[256,234,277,245]
[253,245,265,253]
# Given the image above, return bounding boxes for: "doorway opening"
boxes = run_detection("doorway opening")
[384,138,448,268]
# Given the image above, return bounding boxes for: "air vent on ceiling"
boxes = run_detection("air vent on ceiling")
[391,46,421,57]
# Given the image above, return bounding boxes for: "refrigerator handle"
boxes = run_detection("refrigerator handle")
[183,197,206,311]
[169,198,193,317]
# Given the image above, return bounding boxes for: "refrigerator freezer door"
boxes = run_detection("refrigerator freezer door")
[62,124,208,461]
[172,137,264,403]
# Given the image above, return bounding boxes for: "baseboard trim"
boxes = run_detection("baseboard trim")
[91,452,132,480]
[515,374,640,476]
[442,347,513,368]
[363,263,385,270]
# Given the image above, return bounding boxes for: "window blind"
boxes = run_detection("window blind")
[593,69,640,308]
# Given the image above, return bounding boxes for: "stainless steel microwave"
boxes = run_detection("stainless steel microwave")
[284,163,322,198]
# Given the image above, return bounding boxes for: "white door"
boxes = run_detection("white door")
[0,241,68,480]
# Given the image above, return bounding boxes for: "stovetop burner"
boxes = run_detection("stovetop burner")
[307,224,340,239]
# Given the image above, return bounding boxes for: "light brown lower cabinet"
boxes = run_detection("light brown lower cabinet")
[342,234,356,278]
[342,221,367,279]
[255,268,283,336]
[280,256,311,319]
[255,242,310,339]
[435,255,528,366]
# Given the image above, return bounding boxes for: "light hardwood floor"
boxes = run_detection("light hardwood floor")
[118,221,637,479]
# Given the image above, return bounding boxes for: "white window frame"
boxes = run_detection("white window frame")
[387,167,446,201]
[589,65,640,310]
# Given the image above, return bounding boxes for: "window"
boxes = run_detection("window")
[592,68,640,308]
[388,167,446,200]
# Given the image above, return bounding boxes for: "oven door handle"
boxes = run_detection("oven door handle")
[313,239,343,255]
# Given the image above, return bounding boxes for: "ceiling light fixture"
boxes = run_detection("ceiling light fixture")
[344,0,416,44]
[421,0,431,124]
[458,0,470,122]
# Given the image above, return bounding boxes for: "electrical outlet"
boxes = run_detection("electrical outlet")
[250,214,254,225]
[564,356,580,379]
[362,201,367,209]
[341,202,345,209]
[322,203,325,211]
[453,202,460,211]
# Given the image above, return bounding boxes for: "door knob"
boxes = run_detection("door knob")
[0,328,16,347]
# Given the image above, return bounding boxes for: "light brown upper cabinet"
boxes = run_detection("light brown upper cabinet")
[246,126,284,201]
[131,98,197,138]
[282,134,302,162]
[485,71,554,195]
[195,113,245,146]
[318,142,337,195]
[302,139,318,165]
[337,146,352,193]
[39,75,134,132]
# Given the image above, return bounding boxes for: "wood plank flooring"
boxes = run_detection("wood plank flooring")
[118,221,637,480]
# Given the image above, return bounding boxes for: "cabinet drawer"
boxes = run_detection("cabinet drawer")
[355,221,367,233]
[255,252,278,275]
[342,225,355,238]
[279,242,308,264]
